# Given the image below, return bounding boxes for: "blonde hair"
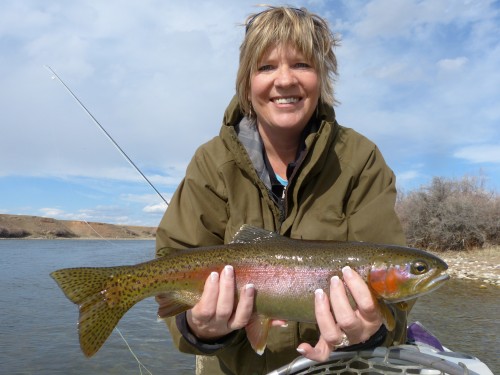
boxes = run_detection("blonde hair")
[237,6,340,117]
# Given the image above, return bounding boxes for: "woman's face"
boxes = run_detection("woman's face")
[250,44,320,137]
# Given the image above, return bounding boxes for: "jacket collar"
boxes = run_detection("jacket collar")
[220,95,338,189]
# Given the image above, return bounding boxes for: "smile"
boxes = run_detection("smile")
[272,97,300,104]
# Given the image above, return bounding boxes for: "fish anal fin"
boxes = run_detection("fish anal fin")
[156,292,192,318]
[245,315,271,355]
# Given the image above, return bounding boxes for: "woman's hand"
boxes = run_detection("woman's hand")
[297,266,383,361]
[186,265,256,341]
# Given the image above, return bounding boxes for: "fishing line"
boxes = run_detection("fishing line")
[82,220,119,246]
[46,66,162,374]
[115,327,153,375]
[44,65,168,206]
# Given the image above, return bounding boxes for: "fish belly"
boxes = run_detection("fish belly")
[233,264,334,322]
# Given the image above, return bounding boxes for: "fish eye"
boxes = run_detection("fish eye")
[411,261,428,275]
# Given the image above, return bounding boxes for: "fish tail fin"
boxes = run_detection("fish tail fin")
[51,267,135,357]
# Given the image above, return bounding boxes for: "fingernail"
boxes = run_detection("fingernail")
[210,271,219,282]
[315,288,324,300]
[331,275,340,286]
[296,348,306,355]
[281,323,289,328]
[342,266,353,277]
[245,283,255,297]
[224,265,234,276]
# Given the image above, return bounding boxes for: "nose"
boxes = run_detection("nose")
[275,66,297,88]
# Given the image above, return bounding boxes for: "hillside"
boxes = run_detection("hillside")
[0,214,156,239]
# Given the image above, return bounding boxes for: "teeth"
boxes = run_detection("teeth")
[274,97,299,104]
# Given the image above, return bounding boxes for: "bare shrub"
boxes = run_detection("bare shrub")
[396,175,500,250]
[0,226,30,238]
[47,229,76,238]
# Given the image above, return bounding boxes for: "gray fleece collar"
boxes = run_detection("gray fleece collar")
[235,116,272,190]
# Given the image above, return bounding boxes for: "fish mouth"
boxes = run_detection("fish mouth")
[426,273,450,288]
[387,272,450,303]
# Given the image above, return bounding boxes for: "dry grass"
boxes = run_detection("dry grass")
[431,246,500,286]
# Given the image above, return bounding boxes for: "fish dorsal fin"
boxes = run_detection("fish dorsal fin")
[230,225,281,244]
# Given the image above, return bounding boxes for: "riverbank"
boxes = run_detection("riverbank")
[0,214,156,239]
[432,247,500,287]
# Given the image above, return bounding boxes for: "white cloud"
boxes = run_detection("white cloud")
[143,203,168,214]
[437,57,469,71]
[0,0,250,183]
[364,61,426,84]
[334,0,500,177]
[397,170,422,182]
[1,0,500,225]
[3,0,497,183]
[39,208,66,218]
[454,145,500,164]
[347,0,496,40]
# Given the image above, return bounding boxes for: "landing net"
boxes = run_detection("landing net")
[268,345,481,375]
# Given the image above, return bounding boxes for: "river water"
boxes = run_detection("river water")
[0,240,497,374]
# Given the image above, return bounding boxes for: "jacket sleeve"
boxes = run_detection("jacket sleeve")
[156,146,229,256]
[345,145,406,246]
[344,144,410,347]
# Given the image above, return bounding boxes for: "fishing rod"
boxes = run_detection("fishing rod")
[44,65,168,206]
[46,66,162,372]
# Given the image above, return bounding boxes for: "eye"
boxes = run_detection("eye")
[411,261,429,275]
[294,62,311,69]
[257,64,275,72]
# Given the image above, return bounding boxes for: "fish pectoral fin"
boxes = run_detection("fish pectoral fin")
[245,315,271,355]
[156,292,192,319]
[379,300,396,331]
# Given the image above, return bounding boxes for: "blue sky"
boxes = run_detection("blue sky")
[1,0,499,227]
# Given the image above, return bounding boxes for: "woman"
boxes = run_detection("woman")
[156,6,408,375]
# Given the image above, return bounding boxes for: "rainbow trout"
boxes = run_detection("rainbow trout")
[51,225,449,357]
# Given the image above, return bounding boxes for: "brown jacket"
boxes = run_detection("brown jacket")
[156,97,408,374]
